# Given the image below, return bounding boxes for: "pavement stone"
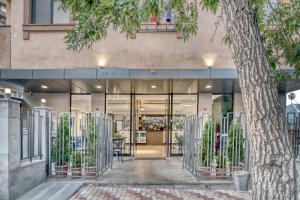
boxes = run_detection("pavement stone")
[69,184,252,200]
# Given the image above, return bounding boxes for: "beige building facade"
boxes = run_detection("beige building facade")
[0,0,246,158]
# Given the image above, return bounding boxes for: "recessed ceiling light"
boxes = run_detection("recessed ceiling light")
[184,104,192,107]
[41,85,48,89]
[206,85,212,89]
[96,85,102,89]
[4,88,11,94]
[140,108,144,111]
[150,85,157,89]
[41,99,47,103]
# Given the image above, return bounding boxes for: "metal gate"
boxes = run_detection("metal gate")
[183,113,248,180]
[287,112,300,158]
[48,112,113,177]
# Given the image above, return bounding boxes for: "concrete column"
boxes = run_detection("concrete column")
[0,98,21,200]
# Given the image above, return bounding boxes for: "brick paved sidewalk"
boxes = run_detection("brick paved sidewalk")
[70,184,252,200]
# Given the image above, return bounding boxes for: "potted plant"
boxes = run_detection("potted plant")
[85,116,97,177]
[227,122,244,174]
[71,151,82,178]
[216,152,227,178]
[51,114,70,177]
[113,131,123,139]
[175,133,184,154]
[199,120,215,179]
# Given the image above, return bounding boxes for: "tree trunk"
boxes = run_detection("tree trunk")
[219,0,296,199]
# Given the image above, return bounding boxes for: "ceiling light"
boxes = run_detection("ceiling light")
[184,104,192,107]
[41,85,48,89]
[140,108,144,111]
[96,85,102,89]
[151,85,157,89]
[206,85,212,89]
[4,88,11,94]
[41,99,47,103]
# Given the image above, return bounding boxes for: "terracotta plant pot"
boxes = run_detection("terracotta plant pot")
[199,167,211,179]
[71,168,82,178]
[55,165,68,177]
[85,167,97,177]
[216,168,227,179]
[230,165,244,175]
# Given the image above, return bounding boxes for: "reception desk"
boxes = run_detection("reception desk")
[146,131,164,145]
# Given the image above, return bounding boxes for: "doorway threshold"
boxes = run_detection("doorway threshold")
[134,157,166,160]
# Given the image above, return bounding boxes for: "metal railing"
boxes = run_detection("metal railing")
[49,112,113,177]
[183,113,248,180]
[287,112,300,159]
[20,108,43,162]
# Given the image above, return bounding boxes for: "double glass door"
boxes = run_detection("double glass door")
[106,94,198,157]
[132,95,171,158]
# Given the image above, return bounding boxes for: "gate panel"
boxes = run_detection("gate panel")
[49,112,113,177]
[183,113,247,180]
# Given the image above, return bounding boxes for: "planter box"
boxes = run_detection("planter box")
[55,165,68,177]
[85,167,97,177]
[71,168,82,178]
[216,168,227,179]
[199,167,211,179]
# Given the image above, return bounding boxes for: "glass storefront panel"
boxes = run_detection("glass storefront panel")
[212,94,233,115]
[71,95,92,113]
[106,95,131,155]
[173,80,198,94]
[171,95,198,155]
[133,80,170,94]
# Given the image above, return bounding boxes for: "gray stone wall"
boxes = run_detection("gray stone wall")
[0,99,47,200]
[9,161,46,200]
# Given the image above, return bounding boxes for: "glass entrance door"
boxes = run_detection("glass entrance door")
[133,95,170,157]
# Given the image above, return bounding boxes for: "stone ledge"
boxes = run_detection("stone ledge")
[20,159,45,168]
[0,98,21,104]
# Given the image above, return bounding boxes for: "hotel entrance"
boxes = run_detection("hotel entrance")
[103,80,202,157]
[15,79,236,158]
[133,95,170,158]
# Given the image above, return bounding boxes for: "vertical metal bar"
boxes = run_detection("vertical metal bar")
[20,111,24,160]
[31,111,35,162]
[39,112,42,159]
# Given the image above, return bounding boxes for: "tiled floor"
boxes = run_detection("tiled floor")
[135,145,166,157]
[70,184,252,200]
[97,157,199,184]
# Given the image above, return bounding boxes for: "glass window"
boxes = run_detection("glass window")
[31,0,70,24]
[71,95,91,113]
[212,94,233,115]
[106,95,131,154]
[20,109,43,162]
[171,95,197,155]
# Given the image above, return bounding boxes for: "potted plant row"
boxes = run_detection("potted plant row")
[199,120,244,179]
[227,122,244,174]
[199,120,215,179]
[52,114,70,177]
[71,151,82,178]
[85,116,97,177]
[216,152,227,178]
